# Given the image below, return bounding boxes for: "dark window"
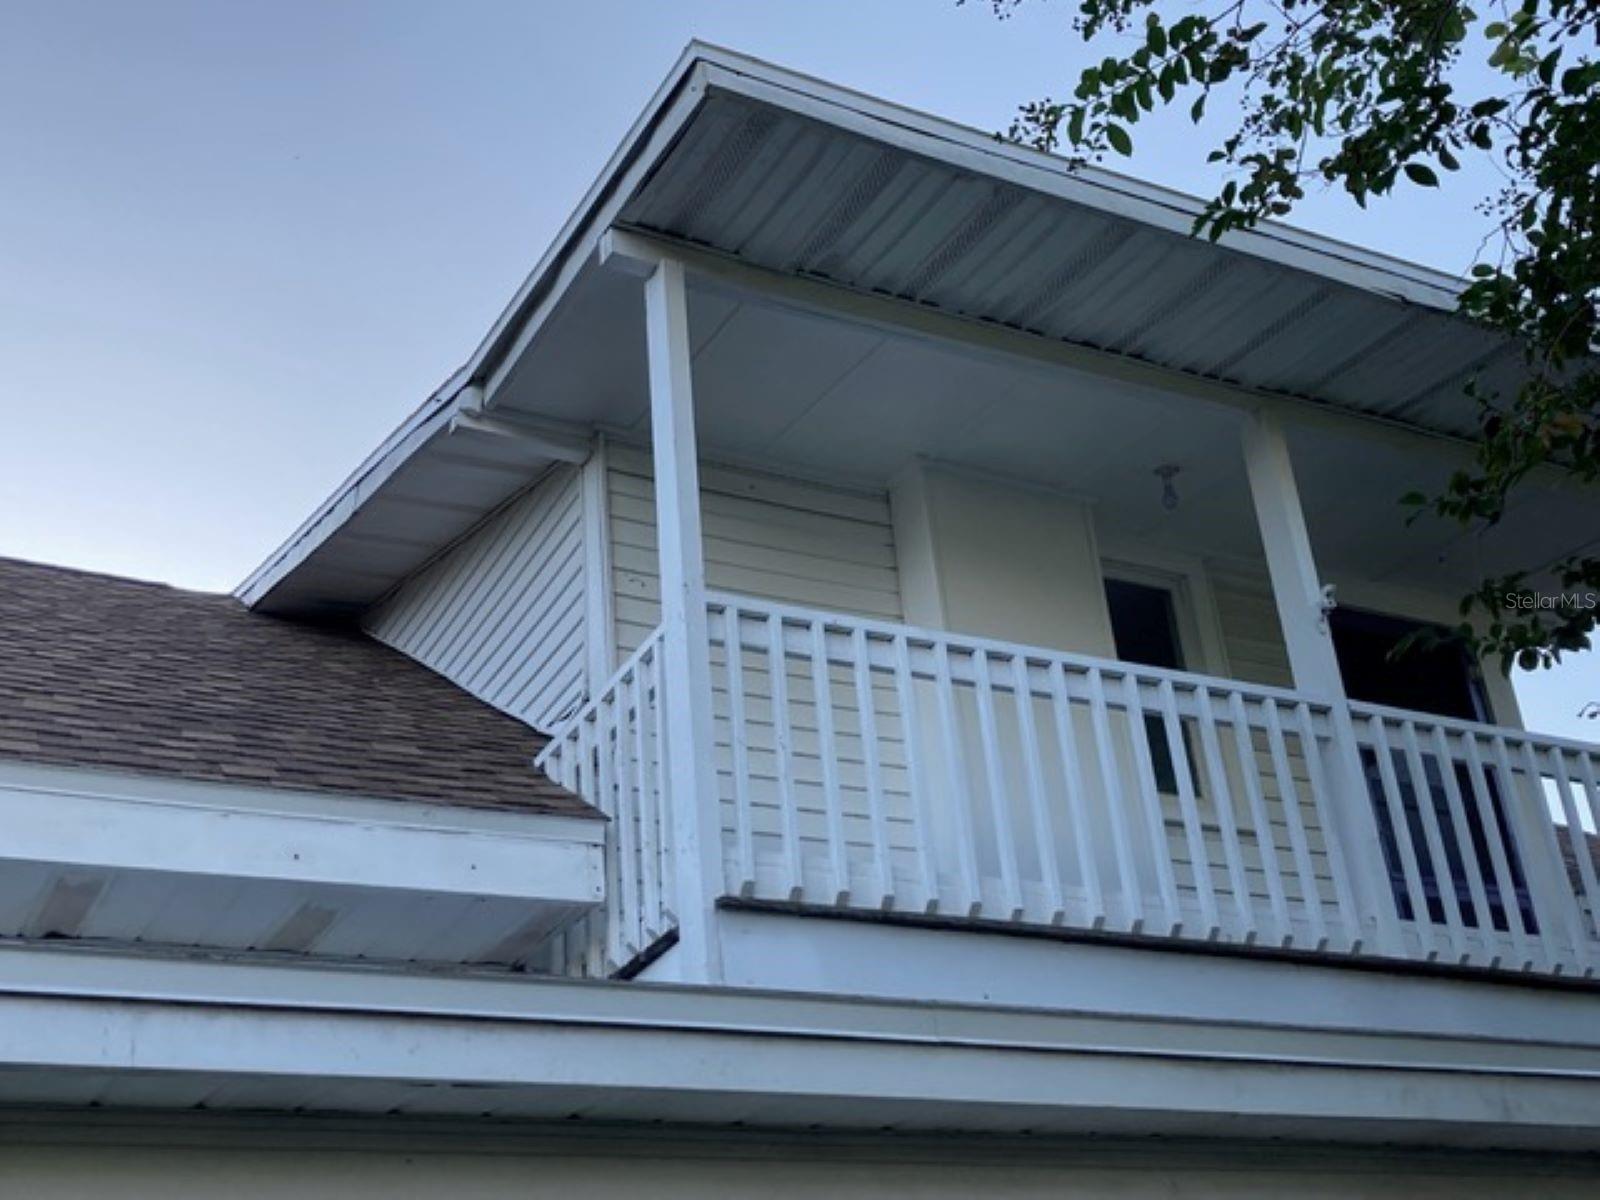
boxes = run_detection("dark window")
[1104,578,1187,794]
[1331,608,1534,931]
[1329,607,1488,722]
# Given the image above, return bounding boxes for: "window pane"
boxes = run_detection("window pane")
[1104,577,1186,793]
[1104,578,1185,671]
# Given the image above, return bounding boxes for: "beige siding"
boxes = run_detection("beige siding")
[606,447,908,885]
[364,463,586,731]
[1210,559,1294,689]
[607,445,903,657]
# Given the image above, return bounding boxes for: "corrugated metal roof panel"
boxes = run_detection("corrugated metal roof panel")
[618,91,1517,441]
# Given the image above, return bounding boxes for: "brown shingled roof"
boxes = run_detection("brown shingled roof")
[0,556,595,817]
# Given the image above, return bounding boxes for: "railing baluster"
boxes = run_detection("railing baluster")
[721,605,756,897]
[1086,666,1143,933]
[1160,679,1217,939]
[973,650,1024,920]
[648,641,675,923]
[1048,661,1104,929]
[595,690,626,970]
[1427,723,1497,967]
[1459,730,1534,972]
[612,675,641,960]
[1293,702,1360,952]
[1121,671,1180,936]
[1263,699,1325,951]
[1501,736,1591,975]
[1194,686,1255,942]
[765,612,803,901]
[522,589,1600,984]
[934,642,982,917]
[1550,749,1600,945]
[892,634,939,912]
[808,620,850,906]
[1013,654,1065,924]
[634,646,663,942]
[1227,691,1291,947]
[1366,714,1435,960]
[1578,753,1600,947]
[1398,719,1469,963]
[851,627,893,909]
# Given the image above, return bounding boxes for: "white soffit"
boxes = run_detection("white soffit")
[239,42,1535,617]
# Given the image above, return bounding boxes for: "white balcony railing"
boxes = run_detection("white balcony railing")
[536,628,673,977]
[541,592,1600,981]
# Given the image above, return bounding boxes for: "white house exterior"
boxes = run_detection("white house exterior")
[2,44,1598,1197]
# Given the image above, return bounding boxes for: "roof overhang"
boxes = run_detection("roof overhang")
[239,42,1540,618]
[0,759,603,969]
[3,942,1600,1147]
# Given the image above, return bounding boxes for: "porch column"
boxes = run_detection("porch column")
[643,258,724,983]
[1240,411,1344,698]
[1241,410,1403,955]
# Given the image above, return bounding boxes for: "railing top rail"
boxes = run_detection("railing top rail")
[706,588,1332,713]
[535,624,667,764]
[1349,699,1600,759]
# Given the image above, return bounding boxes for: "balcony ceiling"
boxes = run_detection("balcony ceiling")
[243,44,1591,617]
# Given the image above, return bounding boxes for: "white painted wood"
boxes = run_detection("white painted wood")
[1428,723,1496,964]
[1264,700,1328,949]
[1240,412,1343,700]
[1459,730,1535,970]
[890,632,939,911]
[1123,672,1181,936]
[807,618,851,906]
[1399,718,1469,961]
[582,435,617,690]
[1048,659,1104,929]
[535,631,673,976]
[1228,692,1291,946]
[850,625,894,908]
[1193,686,1255,940]
[0,773,601,907]
[1160,679,1218,938]
[644,258,724,984]
[721,604,756,895]
[1011,652,1064,924]
[365,463,587,730]
[11,928,1600,1148]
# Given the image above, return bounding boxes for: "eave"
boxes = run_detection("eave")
[237,42,1526,619]
[3,942,1600,1148]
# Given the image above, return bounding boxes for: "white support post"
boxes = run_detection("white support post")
[643,258,724,983]
[581,434,616,695]
[1242,410,1402,955]
[1241,412,1343,699]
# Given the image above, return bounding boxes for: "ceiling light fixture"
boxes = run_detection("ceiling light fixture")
[1155,464,1181,511]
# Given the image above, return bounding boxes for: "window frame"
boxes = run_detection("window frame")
[1098,550,1229,680]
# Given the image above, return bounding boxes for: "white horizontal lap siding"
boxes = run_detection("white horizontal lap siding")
[608,447,909,891]
[364,464,587,731]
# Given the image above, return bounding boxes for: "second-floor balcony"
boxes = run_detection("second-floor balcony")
[541,591,1600,982]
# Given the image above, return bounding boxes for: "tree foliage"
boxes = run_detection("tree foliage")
[982,0,1600,674]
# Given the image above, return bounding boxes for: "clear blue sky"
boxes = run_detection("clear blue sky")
[0,0,1593,738]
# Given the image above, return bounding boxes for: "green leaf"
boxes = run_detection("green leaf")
[1404,163,1440,187]
[1106,123,1133,156]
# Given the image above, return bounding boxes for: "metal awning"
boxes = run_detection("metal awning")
[239,43,1539,618]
